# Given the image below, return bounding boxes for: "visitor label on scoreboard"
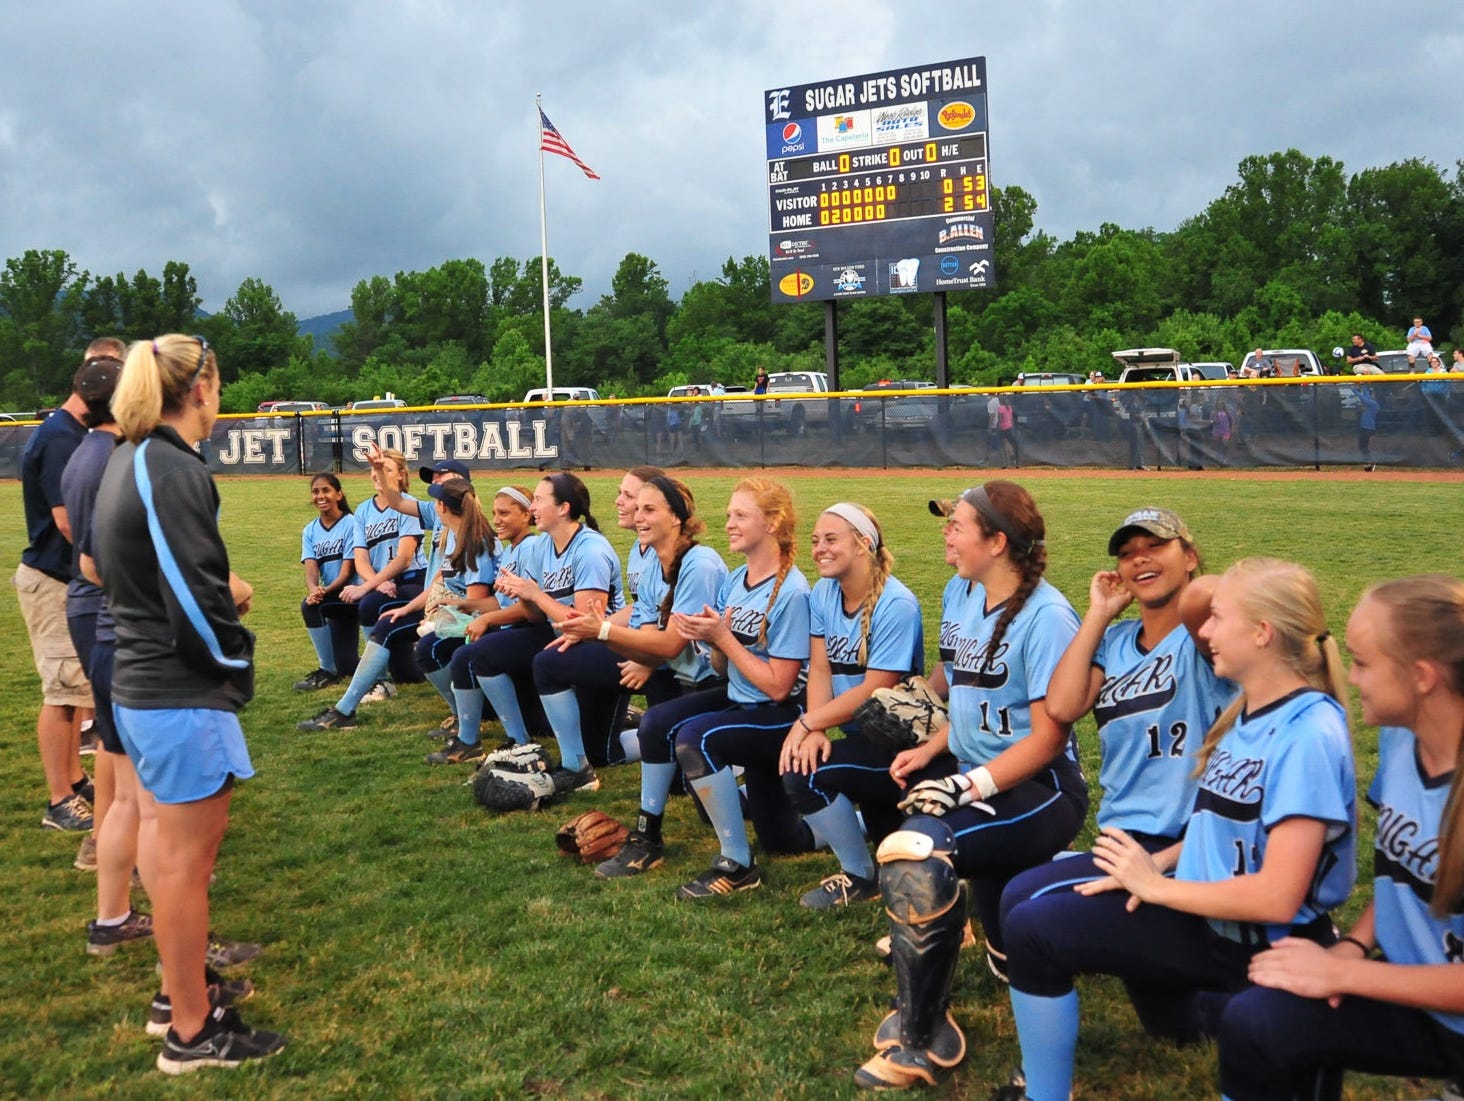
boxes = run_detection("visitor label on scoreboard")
[765,57,995,302]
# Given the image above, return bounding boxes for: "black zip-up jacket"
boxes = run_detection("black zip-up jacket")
[93,425,254,710]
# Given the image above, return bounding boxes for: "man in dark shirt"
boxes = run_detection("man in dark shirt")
[13,339,125,832]
[1344,333,1379,373]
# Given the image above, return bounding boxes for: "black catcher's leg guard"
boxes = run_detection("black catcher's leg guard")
[854,816,969,1090]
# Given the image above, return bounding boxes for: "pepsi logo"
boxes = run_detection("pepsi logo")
[782,123,802,143]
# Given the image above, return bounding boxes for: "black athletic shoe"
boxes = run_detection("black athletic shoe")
[988,1068,1031,1100]
[427,714,458,739]
[424,736,485,766]
[79,719,99,757]
[297,706,357,731]
[205,935,265,970]
[800,871,879,910]
[72,773,95,805]
[595,833,664,879]
[156,1004,285,1075]
[86,909,154,956]
[676,855,762,900]
[292,668,340,692]
[147,972,256,1038]
[42,793,94,832]
[550,765,601,795]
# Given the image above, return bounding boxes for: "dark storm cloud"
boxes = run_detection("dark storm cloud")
[1,1,1458,319]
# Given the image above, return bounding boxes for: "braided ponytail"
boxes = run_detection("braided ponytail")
[734,477,798,648]
[971,480,1047,671]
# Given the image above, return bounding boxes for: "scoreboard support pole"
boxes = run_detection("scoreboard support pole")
[824,300,843,440]
[933,292,949,388]
[824,300,840,390]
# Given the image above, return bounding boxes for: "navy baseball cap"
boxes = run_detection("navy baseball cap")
[426,477,473,510]
[420,459,471,483]
[1108,508,1193,555]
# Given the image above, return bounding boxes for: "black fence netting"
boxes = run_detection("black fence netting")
[1,377,1458,479]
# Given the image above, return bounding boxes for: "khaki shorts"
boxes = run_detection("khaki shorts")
[12,562,93,707]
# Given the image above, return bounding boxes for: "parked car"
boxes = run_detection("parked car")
[348,397,407,412]
[434,393,489,406]
[718,371,846,437]
[1182,361,1234,381]
[1110,349,1213,423]
[269,401,329,415]
[1238,349,1324,378]
[1009,371,1088,432]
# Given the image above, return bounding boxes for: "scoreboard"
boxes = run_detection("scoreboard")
[765,57,995,303]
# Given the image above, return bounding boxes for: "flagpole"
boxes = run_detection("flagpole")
[536,92,554,393]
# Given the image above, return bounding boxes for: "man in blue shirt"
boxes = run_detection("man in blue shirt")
[14,339,126,833]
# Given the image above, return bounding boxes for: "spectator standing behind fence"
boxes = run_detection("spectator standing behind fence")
[1406,316,1433,369]
[997,393,1017,467]
[1357,384,1381,472]
[1211,400,1234,459]
[753,370,770,395]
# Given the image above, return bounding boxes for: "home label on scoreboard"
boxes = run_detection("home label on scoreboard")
[765,56,996,303]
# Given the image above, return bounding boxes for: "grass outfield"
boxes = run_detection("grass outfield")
[1,469,1459,1099]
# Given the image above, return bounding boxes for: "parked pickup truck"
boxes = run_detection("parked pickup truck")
[719,371,848,437]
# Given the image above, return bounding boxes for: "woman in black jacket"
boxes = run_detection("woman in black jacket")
[93,335,283,1074]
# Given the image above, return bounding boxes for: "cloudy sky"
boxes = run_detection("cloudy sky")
[2,0,1459,320]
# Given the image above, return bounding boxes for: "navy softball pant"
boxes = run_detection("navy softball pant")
[999,834,1210,1041]
[668,690,814,855]
[781,731,910,847]
[461,621,557,744]
[532,639,682,767]
[301,595,360,679]
[357,573,425,683]
[1219,986,1464,1100]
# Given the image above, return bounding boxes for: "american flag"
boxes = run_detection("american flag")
[538,107,600,180]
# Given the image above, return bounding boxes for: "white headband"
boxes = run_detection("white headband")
[823,502,881,551]
[495,486,531,510]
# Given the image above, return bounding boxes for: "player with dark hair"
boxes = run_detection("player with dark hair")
[537,475,726,784]
[475,472,624,794]
[989,557,1355,1101]
[389,478,498,764]
[93,334,283,1072]
[595,476,811,883]
[855,481,1087,1090]
[777,502,925,907]
[989,508,1234,1083]
[292,473,359,692]
[298,449,426,730]
[1219,575,1464,1101]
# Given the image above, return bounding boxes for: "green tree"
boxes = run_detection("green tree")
[0,249,88,401]
[206,277,307,381]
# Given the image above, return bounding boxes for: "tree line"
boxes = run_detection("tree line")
[1,148,1459,415]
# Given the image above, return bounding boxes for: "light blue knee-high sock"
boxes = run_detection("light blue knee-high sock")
[1009,988,1079,1101]
[477,674,529,745]
[306,626,334,672]
[454,686,486,746]
[539,690,587,771]
[804,795,875,879]
[639,762,679,817]
[423,665,455,709]
[690,767,752,868]
[337,642,392,714]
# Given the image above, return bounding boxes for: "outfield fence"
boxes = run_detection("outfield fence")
[1,375,1459,478]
